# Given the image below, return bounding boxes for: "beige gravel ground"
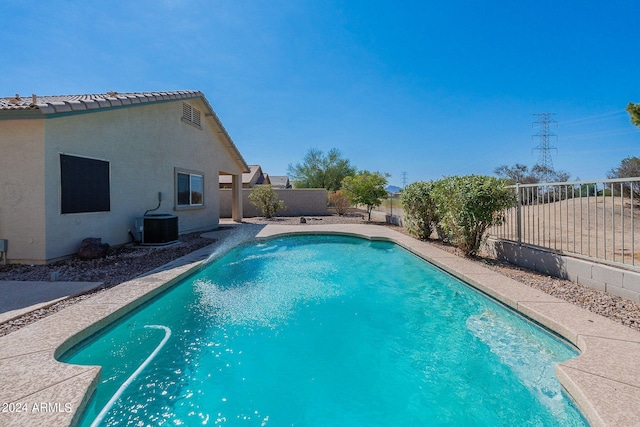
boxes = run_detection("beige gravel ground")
[2,213,640,336]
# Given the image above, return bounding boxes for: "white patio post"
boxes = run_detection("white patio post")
[231,174,243,222]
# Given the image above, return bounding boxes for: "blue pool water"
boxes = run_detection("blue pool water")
[64,235,587,426]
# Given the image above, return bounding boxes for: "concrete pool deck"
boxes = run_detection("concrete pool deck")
[0,223,639,426]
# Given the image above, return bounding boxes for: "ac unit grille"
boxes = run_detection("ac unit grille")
[142,214,178,245]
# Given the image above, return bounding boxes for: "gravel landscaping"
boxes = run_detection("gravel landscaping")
[1,214,640,336]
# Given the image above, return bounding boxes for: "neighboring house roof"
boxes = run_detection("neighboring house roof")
[258,173,270,186]
[0,90,250,173]
[270,176,291,188]
[219,165,271,187]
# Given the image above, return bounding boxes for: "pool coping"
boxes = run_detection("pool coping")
[1,224,639,426]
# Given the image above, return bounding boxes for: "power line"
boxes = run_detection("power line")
[532,113,558,181]
[401,171,408,188]
[563,128,639,142]
[561,110,626,126]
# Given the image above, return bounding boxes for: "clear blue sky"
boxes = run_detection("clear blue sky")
[2,0,639,187]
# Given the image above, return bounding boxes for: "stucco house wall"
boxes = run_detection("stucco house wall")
[0,119,47,261]
[0,91,248,264]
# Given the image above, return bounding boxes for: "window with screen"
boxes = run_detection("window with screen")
[60,154,111,214]
[176,169,204,207]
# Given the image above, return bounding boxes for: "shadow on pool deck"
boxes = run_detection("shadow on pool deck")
[0,280,103,324]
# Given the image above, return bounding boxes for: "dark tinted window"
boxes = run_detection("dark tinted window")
[177,172,190,205]
[60,154,110,214]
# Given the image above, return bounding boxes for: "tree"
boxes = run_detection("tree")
[494,163,569,184]
[287,148,356,191]
[494,163,537,184]
[431,175,515,256]
[608,156,640,198]
[400,181,439,240]
[627,102,640,127]
[328,190,351,216]
[530,164,569,183]
[578,183,597,197]
[607,156,640,179]
[248,185,286,218]
[341,171,388,222]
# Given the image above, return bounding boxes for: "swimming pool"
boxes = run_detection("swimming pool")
[63,235,587,426]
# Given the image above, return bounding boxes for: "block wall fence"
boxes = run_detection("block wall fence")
[485,238,640,303]
[220,188,328,218]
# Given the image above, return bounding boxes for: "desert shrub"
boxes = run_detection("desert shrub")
[431,175,515,256]
[248,185,286,218]
[328,190,351,215]
[400,181,438,239]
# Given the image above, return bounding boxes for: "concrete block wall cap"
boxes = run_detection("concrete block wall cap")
[108,98,122,107]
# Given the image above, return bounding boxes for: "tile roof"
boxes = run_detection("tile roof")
[270,176,291,187]
[0,90,250,173]
[0,90,202,114]
[219,165,265,185]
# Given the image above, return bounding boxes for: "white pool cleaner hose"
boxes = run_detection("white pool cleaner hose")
[90,325,171,427]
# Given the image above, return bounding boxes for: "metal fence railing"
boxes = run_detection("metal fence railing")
[489,177,640,270]
[376,193,403,216]
[369,192,404,225]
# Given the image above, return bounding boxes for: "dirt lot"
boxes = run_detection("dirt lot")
[492,196,640,265]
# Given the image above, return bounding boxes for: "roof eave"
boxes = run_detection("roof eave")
[198,94,250,174]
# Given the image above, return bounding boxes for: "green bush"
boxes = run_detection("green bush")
[400,181,438,239]
[431,175,515,256]
[248,185,286,218]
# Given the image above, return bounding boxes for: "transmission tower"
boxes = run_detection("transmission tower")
[401,172,408,189]
[532,113,558,182]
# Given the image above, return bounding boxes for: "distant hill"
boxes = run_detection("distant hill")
[386,185,402,193]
